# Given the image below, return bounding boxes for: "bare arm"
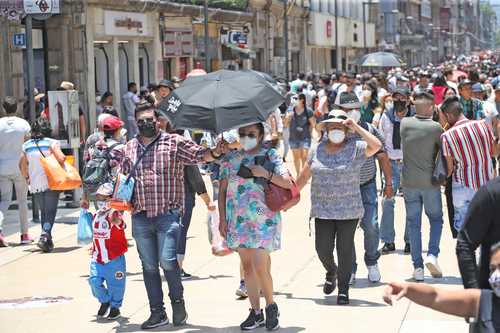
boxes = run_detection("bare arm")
[51,143,66,164]
[79,114,87,142]
[199,192,216,211]
[309,116,317,136]
[383,282,480,319]
[218,179,228,238]
[296,162,312,191]
[19,153,29,180]
[377,152,394,198]
[344,119,382,158]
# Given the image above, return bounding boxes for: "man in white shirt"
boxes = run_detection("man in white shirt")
[0,97,32,246]
[122,82,141,139]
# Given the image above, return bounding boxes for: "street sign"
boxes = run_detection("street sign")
[23,0,60,14]
[12,33,26,47]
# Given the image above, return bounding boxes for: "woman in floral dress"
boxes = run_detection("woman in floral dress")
[219,122,292,331]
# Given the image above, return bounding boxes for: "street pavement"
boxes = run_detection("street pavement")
[0,172,468,333]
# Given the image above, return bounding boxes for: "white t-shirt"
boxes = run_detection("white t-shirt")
[122,92,140,119]
[0,116,31,176]
[22,138,58,193]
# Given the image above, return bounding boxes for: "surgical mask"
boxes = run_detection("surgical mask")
[362,89,372,99]
[328,129,345,144]
[347,110,361,123]
[97,201,108,210]
[394,100,407,113]
[489,269,500,297]
[137,120,158,138]
[240,137,258,151]
[385,101,394,110]
[291,96,299,107]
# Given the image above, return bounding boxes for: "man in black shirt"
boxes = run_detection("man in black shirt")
[456,177,500,289]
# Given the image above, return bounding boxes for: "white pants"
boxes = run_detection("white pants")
[0,174,29,234]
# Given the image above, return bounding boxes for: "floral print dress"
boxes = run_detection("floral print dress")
[220,147,287,252]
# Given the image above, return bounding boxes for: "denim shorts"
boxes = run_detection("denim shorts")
[289,139,311,150]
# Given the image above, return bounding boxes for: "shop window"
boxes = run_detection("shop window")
[330,49,337,70]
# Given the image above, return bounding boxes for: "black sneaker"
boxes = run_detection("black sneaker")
[404,243,411,254]
[337,293,349,305]
[37,235,51,253]
[107,307,120,320]
[240,309,265,331]
[381,243,396,254]
[265,303,280,331]
[323,275,336,295]
[140,311,169,330]
[172,299,188,326]
[97,302,110,317]
[181,270,192,280]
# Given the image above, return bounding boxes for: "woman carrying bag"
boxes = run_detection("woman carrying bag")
[20,118,66,253]
[296,110,382,305]
[218,122,292,331]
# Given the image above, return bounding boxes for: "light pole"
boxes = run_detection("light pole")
[334,0,338,71]
[204,0,210,72]
[26,15,35,124]
[283,0,289,81]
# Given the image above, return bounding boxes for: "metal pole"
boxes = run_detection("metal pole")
[284,0,289,81]
[204,0,210,72]
[334,0,338,71]
[26,15,35,124]
[363,2,367,52]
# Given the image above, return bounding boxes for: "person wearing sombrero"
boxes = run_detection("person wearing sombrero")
[296,110,382,305]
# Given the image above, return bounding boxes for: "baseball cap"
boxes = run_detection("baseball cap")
[391,86,410,97]
[102,116,124,131]
[458,79,473,89]
[335,92,361,109]
[471,82,485,93]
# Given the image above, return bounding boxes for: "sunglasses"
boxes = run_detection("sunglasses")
[137,117,155,124]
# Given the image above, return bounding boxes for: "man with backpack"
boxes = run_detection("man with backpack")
[81,116,125,209]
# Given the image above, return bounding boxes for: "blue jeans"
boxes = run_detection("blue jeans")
[353,179,381,273]
[33,190,60,236]
[451,181,476,232]
[403,188,444,269]
[89,255,126,308]
[380,160,409,244]
[177,194,196,261]
[132,210,183,313]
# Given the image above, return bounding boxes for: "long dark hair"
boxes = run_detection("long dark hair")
[31,117,52,140]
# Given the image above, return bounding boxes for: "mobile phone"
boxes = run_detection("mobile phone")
[237,165,254,179]
[254,156,266,166]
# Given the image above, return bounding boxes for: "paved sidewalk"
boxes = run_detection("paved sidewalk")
[0,181,468,333]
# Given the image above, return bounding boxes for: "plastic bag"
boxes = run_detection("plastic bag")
[207,207,232,256]
[77,209,93,245]
[110,173,135,211]
[40,154,82,191]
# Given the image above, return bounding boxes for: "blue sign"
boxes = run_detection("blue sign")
[13,33,26,47]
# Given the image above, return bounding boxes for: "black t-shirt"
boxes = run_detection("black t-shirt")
[457,178,500,289]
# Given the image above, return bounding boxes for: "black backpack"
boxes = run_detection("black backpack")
[82,142,119,197]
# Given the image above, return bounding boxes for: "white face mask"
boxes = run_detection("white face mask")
[97,201,108,210]
[362,89,372,99]
[328,129,345,144]
[385,101,394,110]
[240,137,258,151]
[347,110,361,123]
[291,95,299,107]
[489,269,500,297]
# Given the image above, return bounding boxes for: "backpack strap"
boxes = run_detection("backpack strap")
[125,134,162,184]
[34,140,46,158]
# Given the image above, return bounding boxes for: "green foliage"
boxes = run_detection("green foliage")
[169,0,249,10]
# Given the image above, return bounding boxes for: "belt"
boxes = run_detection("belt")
[360,177,376,187]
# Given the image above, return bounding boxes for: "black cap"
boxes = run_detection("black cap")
[391,86,410,97]
[335,91,361,109]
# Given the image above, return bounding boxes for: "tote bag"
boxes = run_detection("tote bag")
[36,142,81,191]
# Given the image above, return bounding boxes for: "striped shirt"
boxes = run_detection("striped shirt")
[22,138,58,193]
[92,209,127,264]
[356,123,385,185]
[121,132,208,218]
[441,119,495,190]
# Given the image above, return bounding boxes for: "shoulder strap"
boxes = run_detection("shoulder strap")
[126,134,162,183]
[34,140,46,158]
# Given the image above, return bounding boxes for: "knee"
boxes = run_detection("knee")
[240,259,254,275]
[88,276,101,288]
[253,262,269,277]
[159,258,178,271]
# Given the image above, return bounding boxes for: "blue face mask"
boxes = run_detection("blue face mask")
[490,269,500,297]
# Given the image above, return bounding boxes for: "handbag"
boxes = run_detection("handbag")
[110,135,161,211]
[77,209,93,245]
[432,147,448,186]
[36,142,82,191]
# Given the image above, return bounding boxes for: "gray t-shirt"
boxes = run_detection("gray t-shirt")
[400,116,443,189]
[0,116,31,176]
[309,139,367,220]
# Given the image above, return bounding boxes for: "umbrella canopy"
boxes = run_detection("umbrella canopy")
[158,70,284,133]
[242,69,280,92]
[451,70,468,82]
[358,52,403,68]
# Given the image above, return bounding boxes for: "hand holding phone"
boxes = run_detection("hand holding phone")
[237,165,254,179]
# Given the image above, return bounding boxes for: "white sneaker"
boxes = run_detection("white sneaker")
[413,268,424,282]
[349,273,356,285]
[424,255,443,278]
[367,264,381,283]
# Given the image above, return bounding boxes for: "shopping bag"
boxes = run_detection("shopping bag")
[39,154,82,191]
[77,209,93,245]
[110,173,135,211]
[207,207,232,256]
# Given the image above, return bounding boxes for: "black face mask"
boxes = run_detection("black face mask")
[138,121,158,138]
[393,100,407,113]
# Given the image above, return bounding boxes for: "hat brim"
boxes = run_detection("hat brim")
[335,102,361,109]
[317,118,345,131]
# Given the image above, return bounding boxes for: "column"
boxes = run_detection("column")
[105,37,121,118]
[126,39,140,86]
[85,5,97,131]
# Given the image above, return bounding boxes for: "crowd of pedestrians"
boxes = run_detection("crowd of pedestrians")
[1,53,500,332]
